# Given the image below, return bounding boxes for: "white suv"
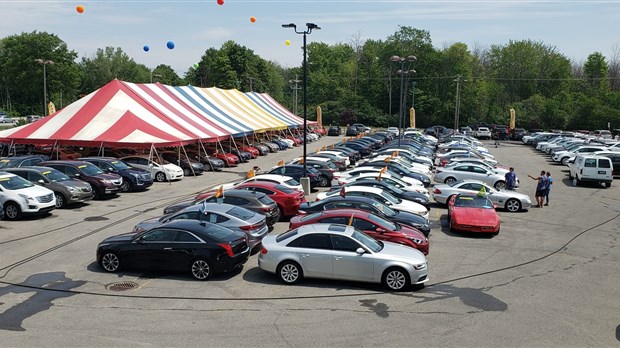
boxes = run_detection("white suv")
[475,127,491,140]
[0,172,56,220]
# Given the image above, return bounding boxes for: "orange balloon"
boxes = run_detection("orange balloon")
[250,16,256,23]
[76,5,84,13]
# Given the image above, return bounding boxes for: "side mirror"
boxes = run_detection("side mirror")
[38,179,45,184]
[134,236,144,244]
[355,247,365,255]
[74,173,80,177]
[375,228,385,233]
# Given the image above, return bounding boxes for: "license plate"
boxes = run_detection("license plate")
[598,171,606,174]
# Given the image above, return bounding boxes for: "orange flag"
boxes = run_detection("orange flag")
[321,145,326,151]
[246,169,255,179]
[298,157,304,164]
[380,166,388,174]
[376,173,382,181]
[348,213,354,226]
[215,185,224,198]
[330,144,335,149]
[384,157,391,163]
[392,150,399,157]
[277,160,284,166]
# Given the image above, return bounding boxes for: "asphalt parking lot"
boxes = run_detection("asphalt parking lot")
[1,137,619,346]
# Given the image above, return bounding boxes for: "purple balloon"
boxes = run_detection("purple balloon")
[143,45,150,52]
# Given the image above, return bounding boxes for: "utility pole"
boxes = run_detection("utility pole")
[454,75,463,131]
[289,75,301,116]
[248,77,254,92]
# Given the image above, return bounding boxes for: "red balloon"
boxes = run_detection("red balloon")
[217,0,224,5]
[250,16,256,23]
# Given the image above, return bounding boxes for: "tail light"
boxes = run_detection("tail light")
[218,243,234,257]
[433,188,442,194]
[240,222,262,231]
[260,247,268,255]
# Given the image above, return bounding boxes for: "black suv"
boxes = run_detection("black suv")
[510,128,526,141]
[80,157,153,192]
[345,126,359,136]
[327,125,341,136]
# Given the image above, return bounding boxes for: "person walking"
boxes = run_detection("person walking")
[505,167,516,190]
[544,171,553,206]
[528,170,548,208]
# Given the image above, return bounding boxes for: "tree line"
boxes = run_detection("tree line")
[1,27,619,131]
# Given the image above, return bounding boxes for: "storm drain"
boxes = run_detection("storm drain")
[105,281,139,292]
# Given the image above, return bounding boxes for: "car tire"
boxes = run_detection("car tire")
[190,258,212,280]
[505,198,521,212]
[4,202,22,220]
[54,192,66,208]
[449,219,456,232]
[604,182,611,188]
[494,181,506,190]
[568,172,573,180]
[382,267,410,291]
[183,168,192,176]
[561,157,569,166]
[444,177,457,185]
[120,180,133,193]
[90,184,100,200]
[277,261,303,284]
[277,205,285,222]
[318,175,330,187]
[155,171,166,182]
[100,252,120,272]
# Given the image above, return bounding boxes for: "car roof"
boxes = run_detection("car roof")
[181,202,241,214]
[40,160,91,165]
[3,166,59,173]
[295,223,355,236]
[308,209,369,217]
[1,155,46,160]
[80,157,119,161]
[0,171,17,178]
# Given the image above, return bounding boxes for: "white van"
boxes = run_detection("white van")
[568,154,613,187]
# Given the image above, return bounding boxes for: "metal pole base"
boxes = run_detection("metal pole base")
[300,176,311,196]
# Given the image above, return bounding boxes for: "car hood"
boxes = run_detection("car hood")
[16,184,55,196]
[163,163,183,172]
[123,168,150,176]
[392,199,428,215]
[375,241,427,263]
[60,179,92,189]
[100,232,137,244]
[452,207,499,224]
[134,218,164,232]
[98,173,122,180]
[163,200,194,214]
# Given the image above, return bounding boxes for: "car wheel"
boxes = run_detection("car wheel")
[54,192,66,208]
[494,181,506,190]
[183,168,192,176]
[4,202,22,220]
[277,205,285,222]
[449,219,456,232]
[90,184,100,200]
[505,198,521,212]
[277,261,302,284]
[190,259,212,280]
[155,171,166,182]
[605,182,611,188]
[120,180,133,193]
[100,252,120,272]
[382,267,410,291]
[318,175,329,187]
[561,157,569,166]
[444,177,457,184]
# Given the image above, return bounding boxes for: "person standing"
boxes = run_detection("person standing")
[544,171,553,206]
[505,167,516,190]
[528,170,548,208]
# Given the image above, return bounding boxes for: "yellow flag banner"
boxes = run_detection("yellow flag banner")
[509,108,516,130]
[47,101,56,115]
[384,157,391,163]
[246,169,255,179]
[410,107,415,129]
[477,185,487,197]
[376,173,382,181]
[316,106,323,127]
[215,185,224,198]
[392,150,398,157]
[277,160,284,166]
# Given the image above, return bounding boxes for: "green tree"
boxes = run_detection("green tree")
[152,64,183,86]
[79,47,149,94]
[583,52,609,91]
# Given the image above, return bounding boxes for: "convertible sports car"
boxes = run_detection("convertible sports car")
[447,194,501,235]
[433,180,531,212]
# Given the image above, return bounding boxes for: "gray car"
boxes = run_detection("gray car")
[258,224,428,291]
[134,203,269,250]
[4,166,94,208]
[432,180,531,212]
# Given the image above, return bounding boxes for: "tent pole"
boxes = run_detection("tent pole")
[7,139,15,156]
[180,142,196,178]
[52,140,59,160]
[151,144,171,184]
[199,140,212,172]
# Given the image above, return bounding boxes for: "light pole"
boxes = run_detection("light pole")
[150,71,162,83]
[389,55,416,145]
[289,75,301,116]
[282,22,320,195]
[34,59,54,116]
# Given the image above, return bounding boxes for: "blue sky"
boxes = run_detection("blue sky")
[1,0,619,76]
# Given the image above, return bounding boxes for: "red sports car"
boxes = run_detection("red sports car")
[209,150,239,167]
[235,144,259,159]
[448,194,500,234]
[288,209,429,255]
[233,181,306,218]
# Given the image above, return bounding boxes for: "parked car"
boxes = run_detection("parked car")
[327,125,341,136]
[596,152,620,178]
[40,160,123,199]
[234,181,306,219]
[5,166,93,208]
[0,155,47,169]
[0,115,16,124]
[447,194,501,235]
[434,164,508,190]
[432,180,531,212]
[0,171,56,220]
[165,189,280,226]
[352,123,371,134]
[80,157,153,192]
[184,150,225,171]
[345,126,359,136]
[25,115,42,123]
[567,154,613,187]
[289,209,429,255]
[211,174,302,192]
[286,159,336,187]
[258,224,429,291]
[160,151,205,176]
[121,155,184,182]
[268,164,322,188]
[474,127,491,140]
[510,128,526,141]
[329,180,430,210]
[134,203,269,250]
[97,220,249,280]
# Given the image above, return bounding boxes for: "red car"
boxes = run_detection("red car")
[235,144,259,159]
[448,194,501,234]
[286,136,302,146]
[288,209,429,255]
[208,149,239,167]
[234,181,306,218]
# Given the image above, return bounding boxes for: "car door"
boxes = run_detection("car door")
[168,231,202,272]
[295,233,333,278]
[330,234,374,282]
[139,228,181,270]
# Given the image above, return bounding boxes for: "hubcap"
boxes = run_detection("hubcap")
[55,194,64,208]
[280,264,299,283]
[386,270,406,290]
[192,260,210,280]
[446,178,455,184]
[496,182,506,190]
[121,181,130,192]
[156,173,166,182]
[102,253,119,272]
[507,200,519,211]
[6,205,18,218]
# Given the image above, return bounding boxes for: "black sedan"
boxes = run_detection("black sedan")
[327,125,341,136]
[97,220,250,280]
[329,179,430,210]
[297,196,431,237]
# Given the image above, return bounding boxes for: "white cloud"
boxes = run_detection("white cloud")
[193,27,234,41]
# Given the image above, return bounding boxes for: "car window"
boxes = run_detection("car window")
[275,185,295,194]
[471,166,488,174]
[277,229,298,243]
[177,231,201,242]
[454,166,468,172]
[78,163,104,175]
[169,211,201,222]
[24,158,43,166]
[223,197,250,206]
[64,166,80,177]
[330,235,361,252]
[318,216,348,224]
[285,178,300,186]
[351,230,382,252]
[300,233,333,250]
[142,229,178,242]
[353,218,375,230]
[205,212,229,224]
[584,159,597,167]
[329,202,353,209]
[227,206,255,220]
[257,194,274,205]
[599,159,611,168]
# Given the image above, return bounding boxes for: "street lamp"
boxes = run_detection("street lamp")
[34,59,54,116]
[389,55,416,145]
[282,22,321,195]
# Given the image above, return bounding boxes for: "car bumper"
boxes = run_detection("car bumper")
[22,202,56,215]
[452,222,500,233]
[212,249,250,273]
[68,192,95,204]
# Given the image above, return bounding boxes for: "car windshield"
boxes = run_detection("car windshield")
[285,178,300,186]
[204,224,239,241]
[367,213,397,230]
[351,230,383,252]
[110,160,131,170]
[227,206,255,220]
[0,175,34,190]
[275,184,295,194]
[41,169,71,182]
[0,159,21,169]
[454,196,493,208]
[78,163,104,175]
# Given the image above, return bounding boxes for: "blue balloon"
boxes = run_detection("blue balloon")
[143,45,150,52]
[166,41,175,50]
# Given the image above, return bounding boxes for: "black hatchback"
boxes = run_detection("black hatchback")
[327,126,341,136]
[97,220,250,280]
[80,157,153,192]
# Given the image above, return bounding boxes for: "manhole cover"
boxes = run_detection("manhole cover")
[105,281,139,292]
[84,216,110,222]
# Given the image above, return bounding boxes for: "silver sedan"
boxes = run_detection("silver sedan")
[432,180,532,212]
[134,203,269,249]
[258,224,429,291]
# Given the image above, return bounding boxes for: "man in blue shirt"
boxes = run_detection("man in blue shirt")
[528,170,548,208]
[544,171,553,206]
[504,167,516,190]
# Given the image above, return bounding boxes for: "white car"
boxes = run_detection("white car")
[387,127,400,136]
[552,146,608,165]
[316,186,429,219]
[474,127,491,139]
[361,155,433,177]
[0,172,56,220]
[121,156,184,182]
[338,167,424,187]
[315,151,351,167]
[434,164,509,190]
[336,171,429,196]
[432,180,531,212]
[212,174,302,192]
[444,160,520,185]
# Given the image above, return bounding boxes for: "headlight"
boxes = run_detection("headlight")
[18,193,35,202]
[131,173,140,178]
[413,263,427,270]
[101,179,112,184]
[133,226,145,233]
[406,236,425,244]
[67,186,78,192]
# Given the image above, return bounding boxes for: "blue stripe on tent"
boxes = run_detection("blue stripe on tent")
[170,86,252,136]
[245,92,300,127]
